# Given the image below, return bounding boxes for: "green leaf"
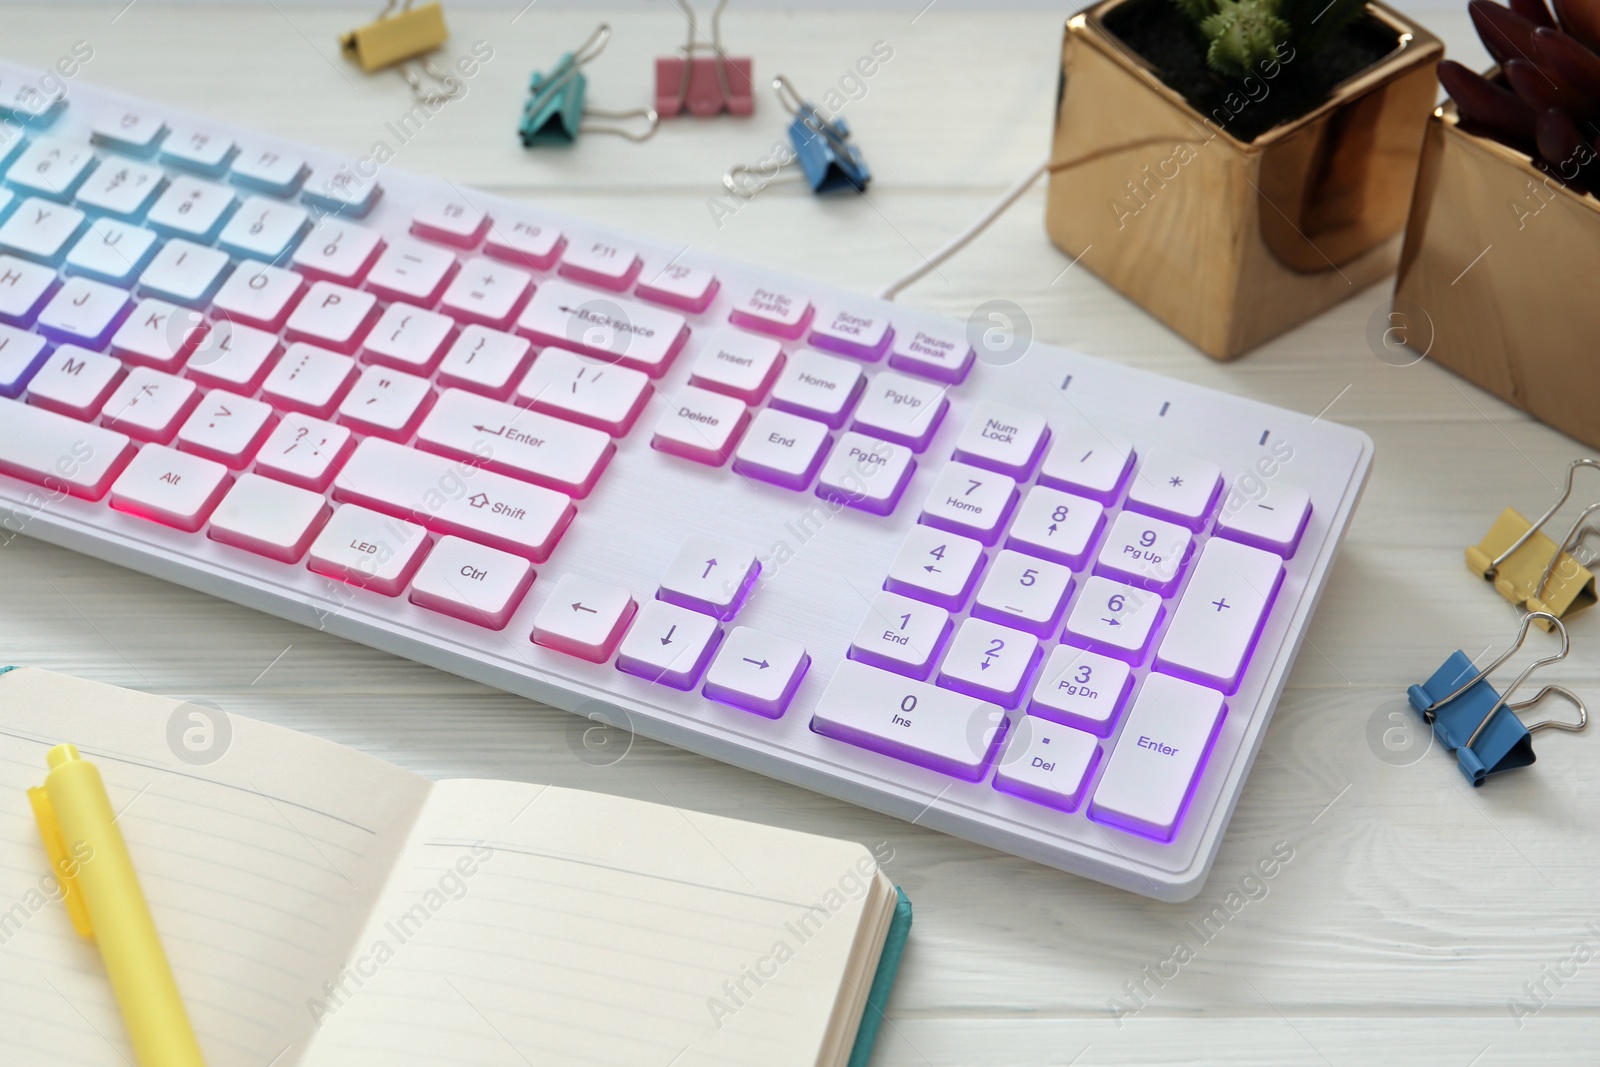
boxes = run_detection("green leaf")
[1172,0,1219,23]
[1200,0,1291,76]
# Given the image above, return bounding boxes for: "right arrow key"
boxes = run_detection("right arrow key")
[703,627,810,718]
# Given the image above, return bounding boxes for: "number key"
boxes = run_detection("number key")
[1006,484,1104,568]
[849,591,952,679]
[1028,644,1132,735]
[1094,511,1194,595]
[1063,576,1164,663]
[973,550,1075,636]
[919,460,1017,544]
[937,617,1040,707]
[884,525,985,610]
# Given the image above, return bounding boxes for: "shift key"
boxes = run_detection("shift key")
[1089,673,1224,841]
[333,438,575,561]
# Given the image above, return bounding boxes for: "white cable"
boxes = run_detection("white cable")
[876,154,1050,301]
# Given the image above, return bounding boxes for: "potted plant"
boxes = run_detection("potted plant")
[1045,0,1443,359]
[1393,0,1600,450]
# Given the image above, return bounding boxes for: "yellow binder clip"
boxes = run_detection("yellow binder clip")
[340,1,455,103]
[1466,458,1600,626]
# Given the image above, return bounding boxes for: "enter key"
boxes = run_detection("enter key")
[1088,673,1224,841]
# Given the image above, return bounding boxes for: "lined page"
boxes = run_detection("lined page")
[306,780,883,1067]
[0,668,429,1067]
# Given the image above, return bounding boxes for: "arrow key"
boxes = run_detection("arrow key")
[532,573,637,663]
[658,535,759,620]
[616,600,722,690]
[703,626,810,718]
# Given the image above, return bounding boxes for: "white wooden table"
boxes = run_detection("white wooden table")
[3,5,1598,1064]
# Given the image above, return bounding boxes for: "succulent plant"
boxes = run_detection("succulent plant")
[1172,0,1370,77]
[1442,0,1600,191]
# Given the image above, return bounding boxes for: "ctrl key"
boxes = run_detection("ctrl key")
[1088,673,1225,841]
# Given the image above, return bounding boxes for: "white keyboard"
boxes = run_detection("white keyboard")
[0,66,1372,901]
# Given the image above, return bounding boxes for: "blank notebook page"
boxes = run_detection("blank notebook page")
[0,668,428,1067]
[305,779,883,1067]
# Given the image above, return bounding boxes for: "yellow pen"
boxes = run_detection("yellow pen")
[28,743,207,1067]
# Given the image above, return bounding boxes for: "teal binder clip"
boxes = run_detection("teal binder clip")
[1407,611,1588,785]
[518,25,658,147]
[776,75,869,193]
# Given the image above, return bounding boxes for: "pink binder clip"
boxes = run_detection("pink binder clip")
[655,0,754,118]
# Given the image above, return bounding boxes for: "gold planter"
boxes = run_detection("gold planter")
[1394,100,1600,451]
[1044,0,1443,360]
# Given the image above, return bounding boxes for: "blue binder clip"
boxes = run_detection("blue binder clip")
[519,25,658,148]
[776,75,869,193]
[1407,611,1588,785]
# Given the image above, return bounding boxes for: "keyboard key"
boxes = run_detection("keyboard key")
[616,600,722,689]
[703,626,810,718]
[732,408,830,489]
[848,591,950,679]
[993,718,1101,811]
[409,535,535,629]
[973,550,1075,636]
[532,574,637,661]
[0,324,48,397]
[37,278,129,347]
[1216,477,1312,557]
[937,617,1040,706]
[919,461,1017,544]
[812,659,1004,779]
[889,324,974,384]
[1063,575,1164,663]
[109,444,230,532]
[652,385,748,466]
[636,261,718,313]
[211,262,304,332]
[365,235,456,304]
[361,301,454,373]
[100,367,199,442]
[809,303,892,360]
[952,402,1050,479]
[0,398,133,499]
[687,327,783,403]
[301,165,382,218]
[0,128,20,169]
[436,325,531,399]
[0,75,64,125]
[1089,673,1225,840]
[91,107,168,154]
[146,176,236,241]
[850,370,947,451]
[728,284,813,339]
[657,536,759,621]
[816,432,915,516]
[337,365,433,439]
[769,349,864,429]
[516,279,689,378]
[559,236,642,290]
[0,254,58,324]
[334,438,575,561]
[74,158,165,218]
[217,195,309,261]
[439,255,532,329]
[412,197,489,247]
[208,472,330,563]
[1094,511,1194,596]
[176,391,274,467]
[260,342,357,418]
[65,218,159,284]
[285,281,378,353]
[254,413,352,490]
[1028,644,1133,735]
[185,320,279,392]
[516,347,652,435]
[0,197,85,262]
[1155,537,1284,692]
[161,126,236,175]
[307,503,428,596]
[0,188,13,222]
[1041,431,1134,504]
[7,137,95,199]
[292,219,384,283]
[138,239,228,307]
[26,345,121,418]
[1125,448,1222,529]
[1005,485,1104,568]
[884,525,985,609]
[484,213,564,270]
[416,389,614,498]
[231,145,308,196]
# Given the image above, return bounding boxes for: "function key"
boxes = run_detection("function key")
[1216,477,1312,557]
[0,197,84,263]
[616,600,722,691]
[559,237,643,291]
[650,385,748,466]
[231,145,309,197]
[409,535,535,630]
[952,402,1050,479]
[485,213,564,271]
[809,303,893,361]
[888,324,974,384]
[1005,485,1104,569]
[516,347,652,435]
[7,137,95,200]
[0,75,65,125]
[532,574,637,662]
[75,158,166,219]
[146,177,236,242]
[851,370,947,452]
[657,535,760,620]
[687,327,784,403]
[703,626,810,718]
[728,284,813,340]
[636,261,719,313]
[90,108,167,156]
[919,460,1017,545]
[769,348,864,428]
[848,591,951,679]
[302,165,382,218]
[816,432,915,516]
[812,660,1005,780]
[1028,644,1132,736]
[1089,673,1225,841]
[993,718,1101,812]
[884,524,985,610]
[365,236,456,305]
[412,197,489,248]
[1038,426,1135,504]
[161,126,237,176]
[1124,448,1223,529]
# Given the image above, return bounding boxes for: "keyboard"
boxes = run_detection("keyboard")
[0,65,1372,901]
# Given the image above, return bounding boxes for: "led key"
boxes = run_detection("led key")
[139,238,229,306]
[652,386,748,466]
[409,535,535,629]
[260,343,357,418]
[0,197,85,262]
[937,617,1041,707]
[1094,510,1194,595]
[1216,477,1312,557]
[100,367,198,442]
[74,158,165,218]
[307,504,428,596]
[973,550,1075,636]
[993,718,1101,811]
[217,195,309,261]
[1028,644,1133,735]
[884,525,985,609]
[416,389,614,498]
[485,213,564,270]
[436,325,530,399]
[728,284,813,339]
[109,444,230,532]
[176,391,274,467]
[366,236,456,304]
[1125,448,1223,529]
[616,600,722,690]
[362,302,455,373]
[812,659,1005,779]
[65,218,158,284]
[1039,425,1136,503]
[559,236,642,290]
[848,591,951,679]
[439,255,532,329]
[1063,575,1164,662]
[636,261,718,313]
[36,278,129,348]
[687,328,783,403]
[850,370,947,451]
[412,197,489,247]
[146,176,236,241]
[336,365,433,439]
[516,347,651,435]
[7,137,95,199]
[0,253,58,323]
[919,461,1016,544]
[208,473,330,563]
[211,262,305,331]
[1090,673,1225,840]
[515,279,689,378]
[532,573,637,662]
[292,219,384,283]
[185,321,279,392]
[1005,485,1104,568]
[952,402,1050,479]
[657,536,759,620]
[284,281,378,353]
[816,432,915,516]
[0,325,48,397]
[0,397,133,499]
[732,408,830,489]
[888,324,974,384]
[26,345,121,418]
[91,107,168,154]
[231,145,308,196]
[254,413,352,491]
[703,626,810,717]
[769,349,864,429]
[809,303,892,360]
[1155,537,1284,692]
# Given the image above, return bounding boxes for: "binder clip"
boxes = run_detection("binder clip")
[1407,611,1588,785]
[518,25,659,147]
[340,1,457,104]
[1466,458,1599,627]
[724,76,870,196]
[655,0,754,118]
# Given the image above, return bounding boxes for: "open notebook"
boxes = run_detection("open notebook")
[0,667,910,1067]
